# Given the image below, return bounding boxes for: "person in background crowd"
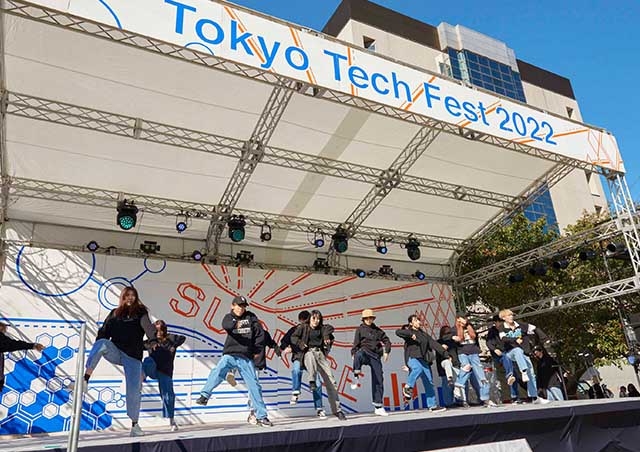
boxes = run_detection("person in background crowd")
[532,345,564,401]
[280,310,324,417]
[396,314,447,413]
[0,321,45,392]
[84,286,158,437]
[196,295,273,428]
[436,325,459,407]
[627,383,640,397]
[142,319,186,431]
[486,315,519,404]
[619,385,628,398]
[350,309,391,416]
[291,310,347,421]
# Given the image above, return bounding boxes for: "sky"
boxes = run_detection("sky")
[229,0,640,200]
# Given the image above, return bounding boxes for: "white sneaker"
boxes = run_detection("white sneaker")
[170,422,179,432]
[247,410,258,425]
[316,409,327,419]
[453,385,464,400]
[350,379,359,390]
[533,397,550,405]
[483,400,498,408]
[521,371,530,383]
[290,394,299,405]
[130,424,145,437]
[374,407,388,416]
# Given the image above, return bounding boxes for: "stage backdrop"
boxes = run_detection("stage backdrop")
[0,246,454,434]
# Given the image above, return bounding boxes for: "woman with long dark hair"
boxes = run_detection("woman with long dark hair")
[84,286,157,437]
[142,320,186,431]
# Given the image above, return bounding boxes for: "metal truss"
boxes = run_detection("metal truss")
[205,85,294,256]
[1,0,618,179]
[5,91,518,211]
[456,214,631,287]
[0,13,10,282]
[607,173,640,275]
[5,177,465,250]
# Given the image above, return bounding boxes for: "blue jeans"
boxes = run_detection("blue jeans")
[292,359,323,409]
[406,357,437,408]
[547,386,564,401]
[494,355,518,399]
[142,357,175,419]
[86,339,142,422]
[200,354,269,420]
[455,353,489,401]
[505,348,537,398]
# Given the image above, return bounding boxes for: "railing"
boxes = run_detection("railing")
[66,322,87,452]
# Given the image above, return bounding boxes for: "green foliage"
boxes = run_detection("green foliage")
[458,211,640,370]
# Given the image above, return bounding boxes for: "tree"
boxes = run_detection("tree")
[457,211,640,373]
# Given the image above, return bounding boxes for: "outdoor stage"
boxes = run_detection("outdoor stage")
[5,398,640,452]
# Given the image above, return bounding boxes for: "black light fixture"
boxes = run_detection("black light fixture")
[405,236,421,261]
[529,263,547,276]
[552,258,570,270]
[140,241,161,254]
[176,213,188,233]
[116,199,138,231]
[579,249,597,260]
[236,250,254,264]
[508,272,525,283]
[86,241,100,252]
[260,222,272,242]
[191,250,203,261]
[606,242,629,260]
[414,270,426,280]
[227,215,246,242]
[379,265,394,276]
[375,237,388,255]
[353,268,366,278]
[313,257,329,271]
[332,227,349,253]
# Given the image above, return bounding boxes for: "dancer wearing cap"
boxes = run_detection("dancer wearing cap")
[350,309,391,416]
[196,295,273,427]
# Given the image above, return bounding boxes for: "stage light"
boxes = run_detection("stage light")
[375,238,388,255]
[579,249,596,260]
[260,222,272,242]
[176,214,188,233]
[529,263,547,276]
[607,242,626,253]
[405,237,420,261]
[508,273,525,283]
[414,270,426,280]
[313,257,329,271]
[332,227,349,253]
[353,268,366,278]
[227,215,246,242]
[379,265,394,276]
[86,241,99,252]
[140,241,160,254]
[191,250,203,261]
[236,250,254,264]
[312,229,325,248]
[116,199,138,230]
[552,258,570,270]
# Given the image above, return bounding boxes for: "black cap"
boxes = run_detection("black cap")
[491,314,501,322]
[232,295,249,306]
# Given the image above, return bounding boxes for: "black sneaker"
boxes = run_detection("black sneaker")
[195,395,209,406]
[257,417,273,427]
[429,406,447,413]
[335,411,347,421]
[402,386,413,399]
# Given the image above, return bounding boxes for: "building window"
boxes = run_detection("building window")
[523,184,559,234]
[566,107,574,118]
[363,36,376,52]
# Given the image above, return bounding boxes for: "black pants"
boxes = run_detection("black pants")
[353,349,384,407]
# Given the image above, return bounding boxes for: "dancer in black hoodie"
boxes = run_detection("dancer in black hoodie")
[350,309,391,416]
[0,322,44,391]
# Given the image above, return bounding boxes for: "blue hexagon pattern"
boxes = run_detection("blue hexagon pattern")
[0,331,113,434]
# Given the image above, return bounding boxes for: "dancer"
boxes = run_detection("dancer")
[84,287,158,437]
[486,315,519,403]
[499,309,549,404]
[350,309,391,416]
[532,345,564,401]
[452,313,495,407]
[291,310,347,420]
[395,315,447,412]
[196,295,273,427]
[0,321,45,392]
[247,328,281,424]
[436,325,459,407]
[142,320,186,431]
[280,311,325,418]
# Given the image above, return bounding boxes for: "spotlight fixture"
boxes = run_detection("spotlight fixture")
[353,268,366,278]
[236,250,254,264]
[552,258,570,270]
[313,229,325,248]
[116,199,138,231]
[578,249,597,261]
[414,270,426,280]
[191,250,203,261]
[140,240,160,254]
[227,215,246,242]
[528,263,547,276]
[313,257,329,271]
[176,213,189,233]
[508,273,525,283]
[86,241,100,252]
[379,265,394,276]
[405,236,421,261]
[332,227,349,253]
[375,238,388,255]
[606,242,629,259]
[260,222,272,242]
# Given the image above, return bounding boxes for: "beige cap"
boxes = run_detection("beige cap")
[361,309,376,319]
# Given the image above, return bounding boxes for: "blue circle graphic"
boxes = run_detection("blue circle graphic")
[97,277,132,309]
[97,0,122,29]
[143,258,167,274]
[16,247,96,298]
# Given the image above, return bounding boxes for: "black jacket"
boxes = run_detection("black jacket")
[97,308,157,360]
[144,334,186,377]
[486,326,505,359]
[254,329,280,370]
[436,333,459,376]
[1,332,36,391]
[351,323,391,357]
[290,323,335,364]
[535,353,563,390]
[395,327,446,364]
[500,321,548,355]
[221,310,265,359]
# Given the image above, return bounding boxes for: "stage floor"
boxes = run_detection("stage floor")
[3,398,640,452]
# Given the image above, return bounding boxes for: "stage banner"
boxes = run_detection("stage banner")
[0,246,454,434]
[13,0,624,172]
